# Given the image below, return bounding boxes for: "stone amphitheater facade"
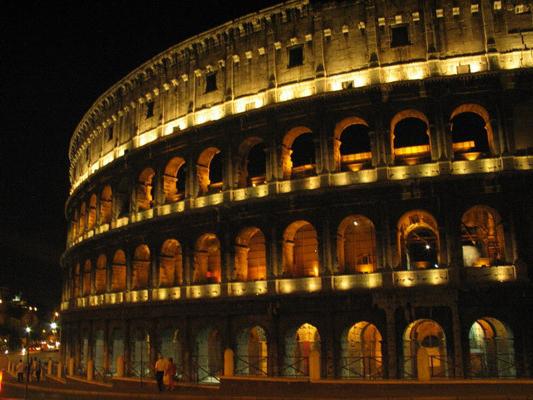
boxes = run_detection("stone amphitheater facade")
[61,0,533,381]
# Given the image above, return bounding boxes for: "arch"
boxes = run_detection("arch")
[193,233,221,283]
[132,245,150,289]
[159,239,183,287]
[461,206,505,267]
[281,126,315,179]
[160,328,182,373]
[111,249,126,291]
[129,327,150,377]
[194,327,222,383]
[284,323,321,376]
[79,202,86,233]
[93,329,105,373]
[340,322,383,378]
[95,254,107,293]
[334,117,372,171]
[337,215,377,274]
[163,157,186,203]
[72,209,79,238]
[197,147,222,195]
[450,104,494,159]
[100,185,112,224]
[403,319,448,379]
[390,110,431,165]
[116,178,130,217]
[236,137,266,188]
[73,263,81,297]
[136,167,155,211]
[87,194,97,230]
[397,210,440,269]
[109,327,124,375]
[282,221,319,278]
[468,317,515,377]
[82,259,92,296]
[234,227,267,281]
[236,326,268,376]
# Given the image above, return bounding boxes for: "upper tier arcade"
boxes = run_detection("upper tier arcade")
[68,0,533,193]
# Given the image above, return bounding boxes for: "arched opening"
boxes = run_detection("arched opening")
[282,127,315,179]
[129,327,150,377]
[194,327,222,383]
[397,210,440,269]
[159,239,182,287]
[236,326,268,376]
[116,178,130,218]
[337,215,377,274]
[95,254,107,293]
[403,319,448,379]
[79,202,86,233]
[197,147,222,195]
[234,227,267,281]
[236,138,267,187]
[136,168,155,211]
[334,117,372,172]
[193,234,221,284]
[340,322,383,379]
[391,110,431,165]
[450,104,494,160]
[468,318,515,378]
[100,185,112,224]
[82,260,91,296]
[461,206,505,267]
[93,329,105,373]
[163,157,186,203]
[73,263,81,298]
[80,332,89,374]
[111,250,126,292]
[132,245,150,289]
[282,221,319,278]
[87,194,97,230]
[160,328,181,372]
[72,209,79,239]
[109,327,124,375]
[284,323,321,376]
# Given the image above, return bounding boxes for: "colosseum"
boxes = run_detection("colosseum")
[61,0,533,382]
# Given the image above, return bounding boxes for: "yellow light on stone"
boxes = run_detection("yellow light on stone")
[210,105,224,121]
[353,75,368,87]
[330,81,342,91]
[279,88,294,102]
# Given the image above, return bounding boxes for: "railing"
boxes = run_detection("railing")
[191,356,221,384]
[429,355,455,378]
[282,356,309,377]
[339,356,383,380]
[94,365,112,383]
[468,353,517,378]
[401,356,416,379]
[235,355,268,376]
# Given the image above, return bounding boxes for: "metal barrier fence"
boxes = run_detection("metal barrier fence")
[282,356,309,377]
[235,355,268,376]
[339,356,384,379]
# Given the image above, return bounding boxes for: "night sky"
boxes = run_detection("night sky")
[1,0,280,314]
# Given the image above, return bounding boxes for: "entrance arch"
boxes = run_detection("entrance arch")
[340,322,383,379]
[284,323,321,376]
[109,328,124,376]
[194,327,222,383]
[235,326,268,376]
[129,328,150,377]
[160,328,182,377]
[403,319,448,379]
[469,318,515,377]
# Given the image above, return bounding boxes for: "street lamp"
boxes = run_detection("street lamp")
[24,327,31,400]
[50,322,57,331]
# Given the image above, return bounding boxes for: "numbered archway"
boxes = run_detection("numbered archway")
[403,319,448,379]
[235,326,268,376]
[468,317,515,378]
[284,323,321,376]
[340,322,383,379]
[194,327,222,383]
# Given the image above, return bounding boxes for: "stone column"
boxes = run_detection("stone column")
[450,302,464,378]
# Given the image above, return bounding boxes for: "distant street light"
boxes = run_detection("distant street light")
[24,327,31,400]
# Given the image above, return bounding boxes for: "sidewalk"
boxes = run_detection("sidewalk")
[2,371,533,399]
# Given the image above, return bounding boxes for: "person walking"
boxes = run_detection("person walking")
[154,355,166,392]
[165,358,177,391]
[35,359,42,383]
[16,359,24,382]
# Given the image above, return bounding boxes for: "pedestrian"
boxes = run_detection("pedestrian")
[165,357,177,391]
[154,354,166,392]
[35,359,42,383]
[16,359,24,383]
[31,357,38,382]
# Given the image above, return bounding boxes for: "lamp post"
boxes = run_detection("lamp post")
[24,326,31,400]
